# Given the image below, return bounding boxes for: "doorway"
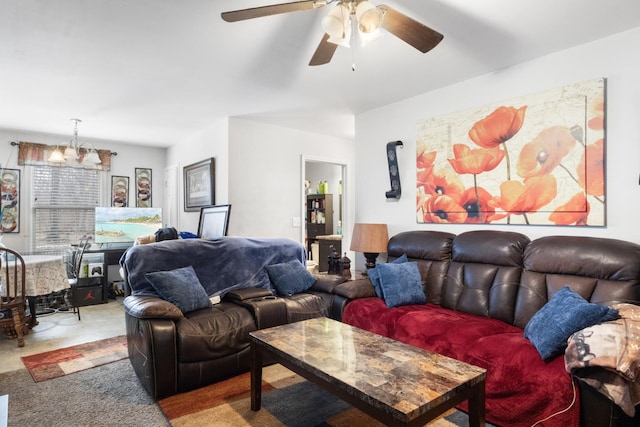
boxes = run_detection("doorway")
[301,157,348,272]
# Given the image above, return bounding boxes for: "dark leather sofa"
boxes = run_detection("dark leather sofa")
[120,237,352,399]
[341,230,640,427]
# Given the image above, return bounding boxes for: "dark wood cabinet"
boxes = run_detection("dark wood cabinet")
[306,194,335,269]
[306,194,333,238]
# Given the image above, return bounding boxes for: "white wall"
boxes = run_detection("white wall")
[354,27,640,244]
[0,128,166,253]
[165,117,229,234]
[228,118,354,244]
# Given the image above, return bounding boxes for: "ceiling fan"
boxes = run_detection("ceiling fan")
[221,0,444,66]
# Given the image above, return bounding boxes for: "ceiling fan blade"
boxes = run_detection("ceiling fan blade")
[309,33,338,66]
[378,5,443,53]
[222,1,321,22]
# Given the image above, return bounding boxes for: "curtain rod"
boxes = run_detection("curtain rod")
[10,141,118,156]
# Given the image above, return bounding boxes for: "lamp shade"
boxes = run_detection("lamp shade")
[322,4,352,47]
[83,149,102,164]
[356,1,384,34]
[350,223,389,253]
[48,147,66,163]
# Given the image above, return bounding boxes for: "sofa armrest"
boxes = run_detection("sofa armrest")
[224,287,274,302]
[332,278,377,299]
[123,295,183,320]
[310,275,347,293]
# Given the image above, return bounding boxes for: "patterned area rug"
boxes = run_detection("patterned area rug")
[21,335,128,382]
[159,364,479,427]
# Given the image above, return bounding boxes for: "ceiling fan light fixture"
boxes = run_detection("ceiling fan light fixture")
[358,27,383,47]
[322,4,352,47]
[356,1,384,34]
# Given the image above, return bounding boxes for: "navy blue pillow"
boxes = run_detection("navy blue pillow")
[369,254,408,298]
[377,261,426,308]
[524,286,619,361]
[265,260,317,296]
[144,265,212,314]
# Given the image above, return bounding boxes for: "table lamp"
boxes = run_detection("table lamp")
[350,223,389,274]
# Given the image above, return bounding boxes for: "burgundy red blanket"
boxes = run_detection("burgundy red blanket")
[343,298,579,427]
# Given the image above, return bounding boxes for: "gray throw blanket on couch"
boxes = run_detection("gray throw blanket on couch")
[120,237,306,297]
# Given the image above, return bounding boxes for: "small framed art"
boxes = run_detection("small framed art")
[135,168,152,207]
[0,168,20,233]
[111,176,129,207]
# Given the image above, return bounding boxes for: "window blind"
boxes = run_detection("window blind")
[32,166,100,253]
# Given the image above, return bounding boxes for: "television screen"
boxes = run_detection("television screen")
[95,207,163,244]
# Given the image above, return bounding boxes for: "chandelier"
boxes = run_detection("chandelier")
[48,118,101,165]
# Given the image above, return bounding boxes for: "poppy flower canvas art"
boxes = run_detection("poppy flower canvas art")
[416,78,605,226]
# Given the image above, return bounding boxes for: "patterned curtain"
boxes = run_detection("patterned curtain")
[17,141,112,171]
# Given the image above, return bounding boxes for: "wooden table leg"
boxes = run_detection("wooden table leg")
[250,340,263,411]
[27,296,38,328]
[468,380,486,427]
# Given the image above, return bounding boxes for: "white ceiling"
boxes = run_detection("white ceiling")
[2,0,640,147]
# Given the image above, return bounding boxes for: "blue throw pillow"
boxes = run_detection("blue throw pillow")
[377,261,426,308]
[369,254,408,298]
[265,260,317,296]
[524,286,619,361]
[144,265,212,314]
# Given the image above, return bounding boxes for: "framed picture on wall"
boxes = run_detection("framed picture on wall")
[1,168,20,233]
[135,168,152,208]
[111,176,129,207]
[184,158,215,211]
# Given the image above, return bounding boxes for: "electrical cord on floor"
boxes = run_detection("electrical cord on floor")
[530,377,577,426]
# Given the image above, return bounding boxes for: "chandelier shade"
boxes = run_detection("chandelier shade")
[47,118,101,166]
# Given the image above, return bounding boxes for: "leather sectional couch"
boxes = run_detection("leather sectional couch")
[120,237,351,399]
[341,230,640,427]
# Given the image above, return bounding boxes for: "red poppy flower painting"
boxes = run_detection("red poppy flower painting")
[416,78,605,226]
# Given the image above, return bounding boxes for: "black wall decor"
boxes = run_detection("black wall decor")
[385,140,403,199]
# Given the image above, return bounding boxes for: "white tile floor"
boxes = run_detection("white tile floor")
[0,299,125,374]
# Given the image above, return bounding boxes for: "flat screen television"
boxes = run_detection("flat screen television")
[197,204,231,239]
[95,207,163,244]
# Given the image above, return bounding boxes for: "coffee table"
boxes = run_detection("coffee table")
[250,317,487,427]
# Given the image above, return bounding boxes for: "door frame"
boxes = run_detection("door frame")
[300,155,351,261]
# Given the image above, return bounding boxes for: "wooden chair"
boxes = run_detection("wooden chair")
[0,247,29,347]
[65,236,91,321]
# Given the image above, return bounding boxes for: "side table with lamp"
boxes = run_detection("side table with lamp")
[310,223,389,320]
[349,223,389,275]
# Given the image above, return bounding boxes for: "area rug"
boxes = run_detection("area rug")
[159,364,483,427]
[0,359,168,427]
[21,335,128,382]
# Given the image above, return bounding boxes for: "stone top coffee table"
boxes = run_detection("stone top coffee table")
[250,317,487,427]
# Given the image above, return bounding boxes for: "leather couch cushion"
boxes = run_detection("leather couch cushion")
[281,292,331,323]
[176,302,256,363]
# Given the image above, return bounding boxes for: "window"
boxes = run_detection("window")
[32,166,101,253]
